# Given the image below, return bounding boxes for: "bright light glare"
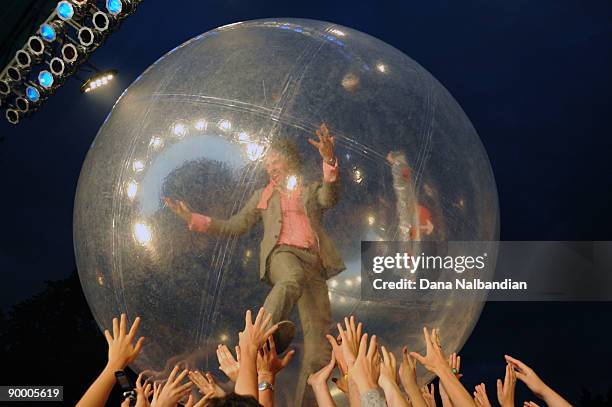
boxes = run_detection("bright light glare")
[126,180,138,199]
[172,122,187,137]
[106,0,122,15]
[26,86,40,102]
[218,119,231,131]
[353,168,364,184]
[246,142,265,161]
[56,1,74,20]
[134,222,152,246]
[150,136,163,149]
[133,160,144,172]
[194,119,207,131]
[367,214,375,225]
[376,63,387,73]
[286,175,298,191]
[40,24,57,42]
[38,71,54,88]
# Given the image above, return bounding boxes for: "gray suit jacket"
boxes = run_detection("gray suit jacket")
[206,177,346,280]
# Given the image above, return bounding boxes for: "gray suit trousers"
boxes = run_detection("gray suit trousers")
[262,245,332,407]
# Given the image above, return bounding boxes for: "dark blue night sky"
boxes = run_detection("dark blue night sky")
[1,0,611,403]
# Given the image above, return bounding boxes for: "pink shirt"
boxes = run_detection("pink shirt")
[188,160,338,250]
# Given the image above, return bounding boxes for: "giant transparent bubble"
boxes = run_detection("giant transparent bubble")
[74,19,499,405]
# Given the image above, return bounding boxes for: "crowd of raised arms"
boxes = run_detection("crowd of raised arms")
[75,309,572,407]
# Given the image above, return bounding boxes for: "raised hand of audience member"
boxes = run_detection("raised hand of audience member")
[76,314,145,407]
[410,328,475,407]
[257,336,295,407]
[235,308,277,398]
[154,366,193,407]
[504,356,571,407]
[184,393,215,407]
[496,364,516,407]
[378,346,409,407]
[151,382,162,407]
[440,353,462,407]
[217,344,240,383]
[399,346,428,407]
[134,373,153,407]
[307,351,338,407]
[336,315,364,406]
[189,371,226,398]
[257,336,295,381]
[106,314,145,371]
[523,402,540,407]
[348,333,380,395]
[336,316,362,370]
[422,384,436,407]
[473,384,492,407]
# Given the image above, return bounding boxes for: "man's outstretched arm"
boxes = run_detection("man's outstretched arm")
[165,189,261,236]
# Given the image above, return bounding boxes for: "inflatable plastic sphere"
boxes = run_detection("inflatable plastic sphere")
[74,19,498,405]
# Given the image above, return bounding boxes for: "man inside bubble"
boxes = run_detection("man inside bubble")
[165,123,345,404]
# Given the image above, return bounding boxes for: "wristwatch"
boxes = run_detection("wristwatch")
[258,381,274,391]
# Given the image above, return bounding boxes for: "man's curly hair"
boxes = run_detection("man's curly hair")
[268,137,303,171]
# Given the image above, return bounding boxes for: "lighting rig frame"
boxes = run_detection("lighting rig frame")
[0,0,143,125]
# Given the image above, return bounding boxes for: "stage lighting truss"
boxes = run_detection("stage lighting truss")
[0,0,144,124]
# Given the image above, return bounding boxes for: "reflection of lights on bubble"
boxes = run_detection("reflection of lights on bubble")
[220,333,229,342]
[194,119,207,131]
[150,137,163,149]
[172,122,187,137]
[330,28,346,37]
[329,280,338,288]
[367,214,375,225]
[457,198,465,209]
[133,160,145,172]
[246,142,265,161]
[245,249,252,258]
[357,276,362,283]
[339,296,346,303]
[341,72,360,92]
[134,222,152,246]
[238,132,250,142]
[126,180,138,200]
[286,175,298,191]
[353,168,364,184]
[328,292,333,300]
[376,63,387,73]
[96,273,105,286]
[345,279,353,287]
[218,119,231,131]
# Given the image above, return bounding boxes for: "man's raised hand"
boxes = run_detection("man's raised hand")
[308,123,336,163]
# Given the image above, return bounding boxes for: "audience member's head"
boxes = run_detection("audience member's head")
[207,392,262,407]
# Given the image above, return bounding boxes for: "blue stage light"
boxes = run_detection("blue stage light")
[26,86,41,102]
[106,0,122,15]
[38,71,54,88]
[57,1,74,20]
[40,24,57,42]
